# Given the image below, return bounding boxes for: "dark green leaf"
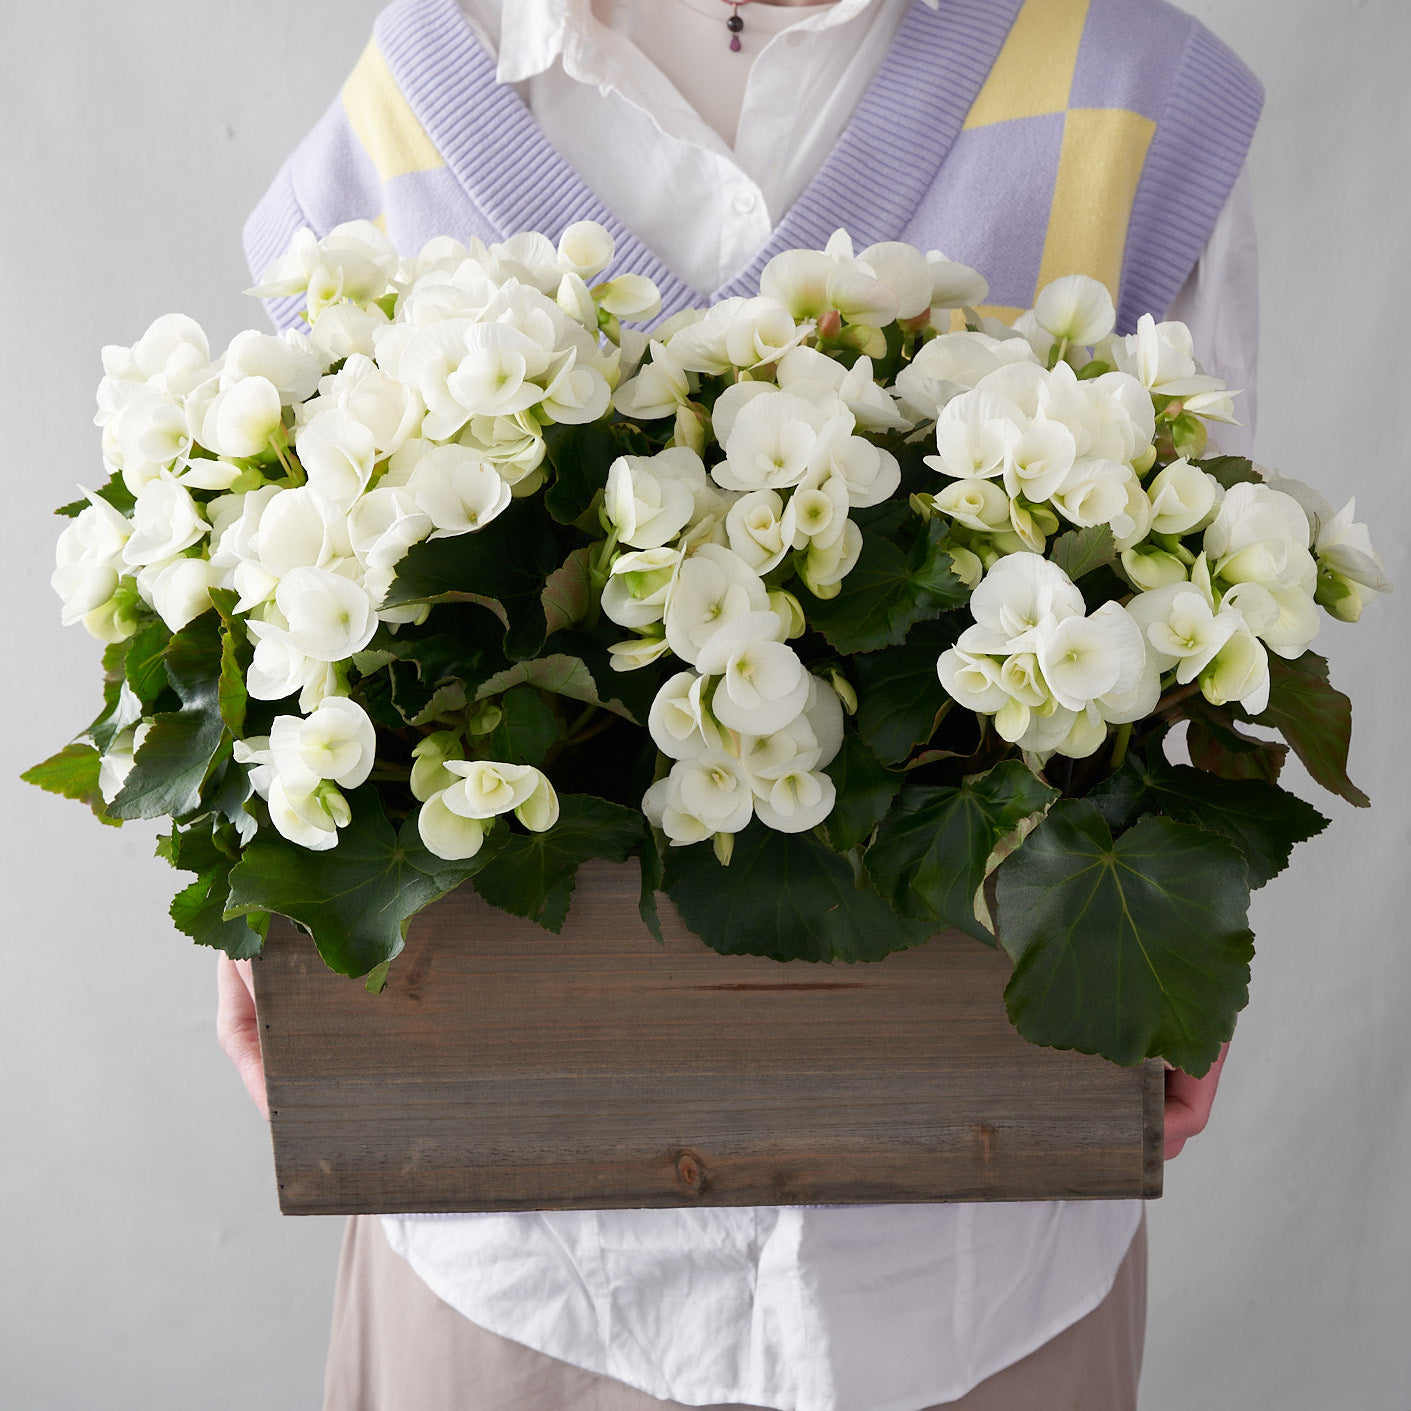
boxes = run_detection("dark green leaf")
[997,800,1254,1074]
[542,420,620,525]
[637,824,665,943]
[541,547,595,635]
[801,517,969,655]
[482,686,562,767]
[823,731,903,852]
[171,866,267,959]
[475,639,655,724]
[1186,703,1289,785]
[1104,752,1329,888]
[663,822,932,963]
[226,789,480,975]
[124,620,172,706]
[472,794,643,932]
[852,618,959,764]
[1049,524,1118,581]
[211,590,250,736]
[868,761,1058,942]
[1242,651,1368,807]
[1195,455,1262,491]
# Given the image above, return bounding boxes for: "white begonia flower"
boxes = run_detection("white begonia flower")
[800,674,845,765]
[720,296,809,369]
[268,696,377,791]
[295,410,378,508]
[852,241,935,320]
[663,297,750,376]
[602,546,681,629]
[714,387,852,493]
[725,490,797,575]
[418,791,489,860]
[440,760,554,826]
[1220,579,1321,660]
[1203,482,1317,591]
[770,588,807,640]
[818,432,901,509]
[947,545,985,589]
[249,485,351,578]
[556,272,600,330]
[790,471,851,550]
[1098,314,1236,420]
[1126,581,1243,683]
[266,776,350,851]
[411,732,466,802]
[120,474,208,569]
[274,565,378,662]
[608,635,675,671]
[249,220,399,313]
[515,771,561,833]
[926,389,1022,481]
[1146,458,1222,536]
[759,249,837,320]
[672,751,756,834]
[965,552,1087,654]
[937,647,1013,714]
[1049,459,1141,541]
[663,543,772,664]
[102,389,194,492]
[309,301,390,363]
[1199,625,1270,715]
[303,352,423,458]
[403,443,512,539]
[1035,363,1155,465]
[347,486,433,575]
[223,328,324,406]
[775,347,911,433]
[1032,275,1117,348]
[52,495,132,625]
[1034,601,1147,713]
[451,415,547,490]
[605,447,709,550]
[696,610,810,735]
[556,220,615,280]
[894,331,1036,421]
[187,373,286,461]
[594,273,661,322]
[613,339,693,420]
[100,313,211,394]
[924,249,990,315]
[798,518,863,596]
[641,773,714,846]
[178,458,245,492]
[1120,544,1190,592]
[245,618,311,701]
[1003,420,1076,504]
[648,672,724,761]
[740,713,823,784]
[138,555,216,632]
[754,768,837,833]
[933,477,1011,533]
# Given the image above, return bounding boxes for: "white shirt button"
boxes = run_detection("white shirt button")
[732,190,758,215]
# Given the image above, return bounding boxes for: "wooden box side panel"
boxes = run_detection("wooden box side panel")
[255,862,1164,1214]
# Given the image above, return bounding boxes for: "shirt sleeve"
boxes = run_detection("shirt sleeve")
[1162,164,1259,456]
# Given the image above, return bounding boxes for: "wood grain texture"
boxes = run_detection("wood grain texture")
[253,861,1164,1215]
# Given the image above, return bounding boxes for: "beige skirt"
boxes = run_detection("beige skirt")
[324,1212,1146,1411]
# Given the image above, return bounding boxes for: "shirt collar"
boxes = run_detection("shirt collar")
[496,0,901,85]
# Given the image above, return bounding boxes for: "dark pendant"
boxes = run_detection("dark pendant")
[727,13,744,29]
[729,33,742,50]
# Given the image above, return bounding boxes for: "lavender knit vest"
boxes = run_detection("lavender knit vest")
[245,0,1261,333]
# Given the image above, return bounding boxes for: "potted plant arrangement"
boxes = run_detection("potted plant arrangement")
[27,219,1388,1211]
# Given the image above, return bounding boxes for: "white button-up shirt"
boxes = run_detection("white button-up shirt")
[382,4,1258,1408]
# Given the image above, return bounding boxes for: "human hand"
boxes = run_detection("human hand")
[1163,1041,1229,1160]
[216,954,269,1119]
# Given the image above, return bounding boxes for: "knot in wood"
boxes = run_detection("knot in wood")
[675,1149,708,1192]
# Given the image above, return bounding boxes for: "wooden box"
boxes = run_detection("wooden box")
[253,861,1163,1215]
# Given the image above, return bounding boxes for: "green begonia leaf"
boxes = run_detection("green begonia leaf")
[482,685,562,767]
[1241,651,1369,807]
[997,800,1254,1075]
[212,590,250,736]
[1100,752,1328,888]
[801,515,969,655]
[1196,455,1262,491]
[637,825,665,943]
[226,788,481,976]
[823,731,903,852]
[663,821,933,963]
[867,761,1059,942]
[109,617,227,821]
[171,866,268,959]
[1049,524,1118,582]
[541,547,596,635]
[21,742,119,826]
[472,794,643,932]
[851,618,958,764]
[124,620,172,707]
[1185,702,1288,786]
[542,421,620,525]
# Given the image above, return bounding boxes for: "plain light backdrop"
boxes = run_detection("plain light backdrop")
[2,2,1407,1407]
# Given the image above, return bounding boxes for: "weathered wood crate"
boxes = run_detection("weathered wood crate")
[253,860,1163,1214]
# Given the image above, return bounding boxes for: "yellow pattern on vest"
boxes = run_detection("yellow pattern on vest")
[1038,107,1155,298]
[343,40,444,182]
[963,0,1090,129]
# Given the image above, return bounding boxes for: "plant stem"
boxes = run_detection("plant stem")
[1108,721,1133,772]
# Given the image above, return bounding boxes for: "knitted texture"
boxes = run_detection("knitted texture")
[244,0,1261,331]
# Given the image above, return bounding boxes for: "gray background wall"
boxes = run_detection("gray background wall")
[2,2,1407,1406]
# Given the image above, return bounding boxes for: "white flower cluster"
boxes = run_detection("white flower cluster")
[601,232,991,848]
[56,220,645,852]
[928,280,1389,751]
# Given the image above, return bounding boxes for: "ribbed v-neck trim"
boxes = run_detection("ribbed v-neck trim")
[374,0,1025,313]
